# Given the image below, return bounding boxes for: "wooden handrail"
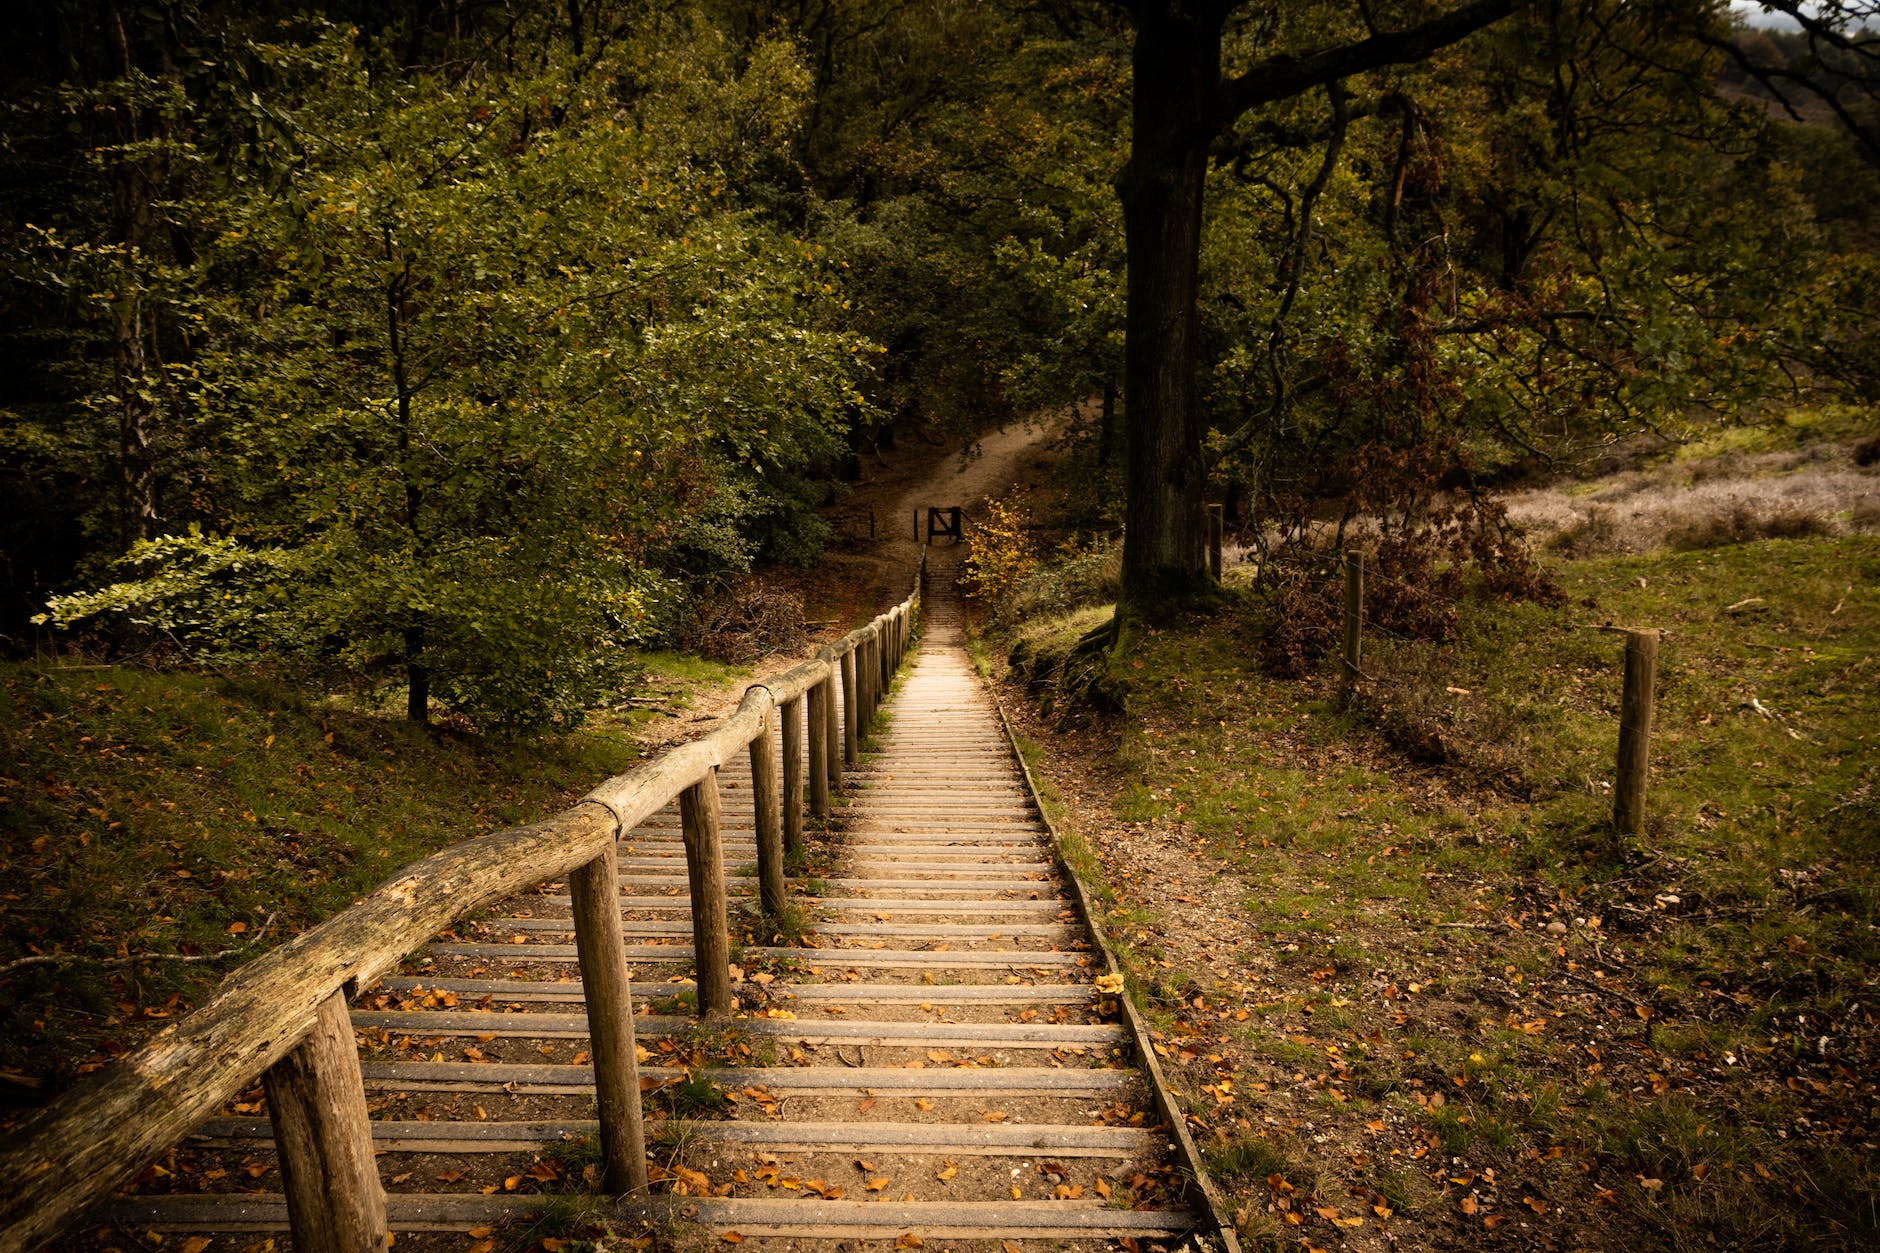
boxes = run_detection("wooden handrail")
[0,562,922,1253]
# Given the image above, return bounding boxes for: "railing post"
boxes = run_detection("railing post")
[857,634,874,745]
[750,705,786,919]
[264,992,389,1253]
[781,693,805,856]
[841,646,860,769]
[1615,629,1659,835]
[568,840,648,1195]
[807,676,829,818]
[680,769,734,1016]
[823,663,842,793]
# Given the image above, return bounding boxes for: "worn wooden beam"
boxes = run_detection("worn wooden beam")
[264,992,388,1253]
[680,769,734,1017]
[780,695,804,858]
[841,646,860,768]
[750,709,786,918]
[568,841,648,1195]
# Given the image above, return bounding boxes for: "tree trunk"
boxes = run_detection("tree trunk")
[405,623,428,726]
[1115,6,1222,608]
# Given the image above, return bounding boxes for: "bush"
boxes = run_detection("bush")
[1667,502,1832,550]
[958,490,1038,612]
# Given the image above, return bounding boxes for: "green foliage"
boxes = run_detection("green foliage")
[22,13,881,727]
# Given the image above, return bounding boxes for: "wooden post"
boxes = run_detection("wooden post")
[568,841,648,1195]
[781,694,804,856]
[750,710,786,918]
[680,769,733,1016]
[859,634,876,743]
[841,647,860,768]
[1342,550,1363,699]
[823,665,842,793]
[1615,629,1659,835]
[264,993,389,1253]
[806,679,829,818]
[1208,503,1224,581]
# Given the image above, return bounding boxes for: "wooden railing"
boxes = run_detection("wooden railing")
[0,565,923,1253]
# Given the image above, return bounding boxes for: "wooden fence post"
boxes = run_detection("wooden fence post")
[859,634,876,743]
[1615,629,1659,835]
[1342,550,1363,699]
[781,694,804,856]
[841,647,860,768]
[807,678,829,818]
[749,707,786,918]
[568,840,649,1195]
[1208,504,1224,581]
[823,665,842,793]
[679,769,733,1016]
[264,993,389,1253]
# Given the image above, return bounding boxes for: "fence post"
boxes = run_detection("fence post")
[749,707,786,919]
[841,647,860,768]
[1615,629,1659,835]
[568,840,649,1195]
[823,664,842,793]
[781,694,804,856]
[679,769,733,1016]
[1342,550,1363,700]
[807,677,829,818]
[264,993,389,1253]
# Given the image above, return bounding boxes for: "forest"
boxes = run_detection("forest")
[2,0,1873,728]
[3,3,1880,1251]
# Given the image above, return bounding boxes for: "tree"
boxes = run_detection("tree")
[40,13,878,728]
[1110,0,1529,608]
[1107,0,1880,610]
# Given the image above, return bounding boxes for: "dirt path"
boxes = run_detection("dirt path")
[659,420,1061,749]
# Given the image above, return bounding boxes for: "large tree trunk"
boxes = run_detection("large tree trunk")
[1115,6,1221,608]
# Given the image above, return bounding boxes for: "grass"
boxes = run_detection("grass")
[995,529,1880,1252]
[0,662,653,1100]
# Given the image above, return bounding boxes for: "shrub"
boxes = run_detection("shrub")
[958,490,1038,611]
[1667,502,1832,550]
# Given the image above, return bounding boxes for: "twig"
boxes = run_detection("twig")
[1558,969,1650,1014]
[0,912,280,980]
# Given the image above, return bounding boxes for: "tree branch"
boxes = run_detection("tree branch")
[0,913,280,980]
[1217,0,1529,127]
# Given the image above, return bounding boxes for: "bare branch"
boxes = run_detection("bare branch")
[1217,0,1529,127]
[0,913,280,980]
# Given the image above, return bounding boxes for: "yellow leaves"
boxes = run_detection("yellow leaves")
[896,1236,924,1249]
[180,1239,212,1253]
[914,1098,935,1112]
[1094,972,1124,995]
[867,1177,890,1192]
[935,1161,958,1182]
[721,1234,743,1245]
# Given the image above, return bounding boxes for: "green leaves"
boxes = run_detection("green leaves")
[38,17,879,730]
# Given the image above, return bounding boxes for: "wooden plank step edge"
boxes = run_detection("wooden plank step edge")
[187,1118,1158,1155]
[97,1194,1198,1237]
[358,1062,1138,1093]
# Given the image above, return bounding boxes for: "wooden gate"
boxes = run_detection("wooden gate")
[919,505,963,544]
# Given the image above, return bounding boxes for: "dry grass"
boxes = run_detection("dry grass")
[1508,442,1879,557]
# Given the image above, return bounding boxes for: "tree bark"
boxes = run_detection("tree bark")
[1116,5,1222,608]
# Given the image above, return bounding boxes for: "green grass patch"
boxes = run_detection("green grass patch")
[0,661,646,1093]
